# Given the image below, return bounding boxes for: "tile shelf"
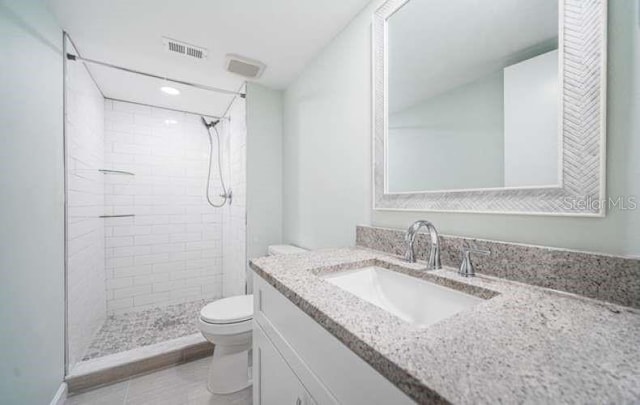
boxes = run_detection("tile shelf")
[98,169,135,176]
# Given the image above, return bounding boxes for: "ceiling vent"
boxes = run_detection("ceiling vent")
[225,54,266,79]
[162,37,208,60]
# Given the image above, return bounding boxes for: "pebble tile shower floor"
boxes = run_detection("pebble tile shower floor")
[82,299,208,360]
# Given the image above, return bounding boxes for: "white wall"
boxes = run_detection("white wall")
[283,0,640,257]
[0,0,65,403]
[103,100,224,313]
[65,38,106,369]
[246,83,284,286]
[222,94,248,297]
[283,10,373,249]
[388,72,504,192]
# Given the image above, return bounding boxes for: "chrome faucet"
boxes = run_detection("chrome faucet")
[404,220,442,269]
[458,246,490,277]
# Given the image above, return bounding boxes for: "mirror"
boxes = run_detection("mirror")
[373,0,607,215]
[387,0,559,193]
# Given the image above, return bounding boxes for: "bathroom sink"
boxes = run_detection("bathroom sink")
[321,266,484,327]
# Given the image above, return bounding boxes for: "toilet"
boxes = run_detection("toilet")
[198,244,307,394]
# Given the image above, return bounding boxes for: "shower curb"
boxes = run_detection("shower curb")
[66,333,213,394]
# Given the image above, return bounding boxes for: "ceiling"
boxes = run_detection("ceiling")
[48,0,370,116]
[388,0,558,113]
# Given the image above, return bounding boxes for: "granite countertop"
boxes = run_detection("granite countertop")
[249,248,640,404]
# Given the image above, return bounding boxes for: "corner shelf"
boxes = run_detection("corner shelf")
[99,169,135,176]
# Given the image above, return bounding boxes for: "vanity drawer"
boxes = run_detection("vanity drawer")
[254,273,414,405]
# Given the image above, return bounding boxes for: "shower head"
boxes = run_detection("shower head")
[201,117,220,129]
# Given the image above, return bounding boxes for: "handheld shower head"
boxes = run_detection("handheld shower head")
[202,115,229,208]
[201,117,220,129]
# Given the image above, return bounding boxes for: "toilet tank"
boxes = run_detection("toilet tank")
[267,245,307,256]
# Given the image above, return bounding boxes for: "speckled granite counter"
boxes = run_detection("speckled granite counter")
[249,248,640,404]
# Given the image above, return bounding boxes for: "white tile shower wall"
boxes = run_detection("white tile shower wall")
[65,39,106,369]
[222,96,247,297]
[103,100,223,314]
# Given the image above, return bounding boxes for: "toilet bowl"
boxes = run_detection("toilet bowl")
[199,295,253,394]
[198,244,307,394]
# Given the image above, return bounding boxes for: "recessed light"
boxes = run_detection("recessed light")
[164,119,178,125]
[160,86,180,95]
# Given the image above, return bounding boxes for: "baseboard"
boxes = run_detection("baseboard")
[50,382,68,405]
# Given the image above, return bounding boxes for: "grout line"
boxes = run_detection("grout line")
[122,379,130,404]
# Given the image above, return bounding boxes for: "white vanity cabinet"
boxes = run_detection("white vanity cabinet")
[254,324,315,404]
[252,273,415,405]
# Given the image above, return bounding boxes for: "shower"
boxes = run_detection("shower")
[202,116,232,207]
[62,29,248,387]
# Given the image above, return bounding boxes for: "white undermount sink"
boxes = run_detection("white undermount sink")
[322,266,484,327]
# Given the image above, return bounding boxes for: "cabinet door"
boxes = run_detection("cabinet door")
[254,323,314,405]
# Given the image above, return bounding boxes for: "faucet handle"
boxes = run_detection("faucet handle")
[459,247,490,277]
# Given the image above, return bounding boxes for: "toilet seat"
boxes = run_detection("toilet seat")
[200,294,253,324]
[198,317,252,337]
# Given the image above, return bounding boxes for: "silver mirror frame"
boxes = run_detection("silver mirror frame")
[373,0,607,216]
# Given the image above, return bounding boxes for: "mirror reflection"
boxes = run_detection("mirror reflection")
[387,0,559,193]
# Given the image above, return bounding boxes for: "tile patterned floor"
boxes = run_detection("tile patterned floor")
[66,357,252,405]
[83,300,210,360]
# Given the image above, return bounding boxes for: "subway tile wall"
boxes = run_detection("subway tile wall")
[103,100,225,314]
[65,39,107,368]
